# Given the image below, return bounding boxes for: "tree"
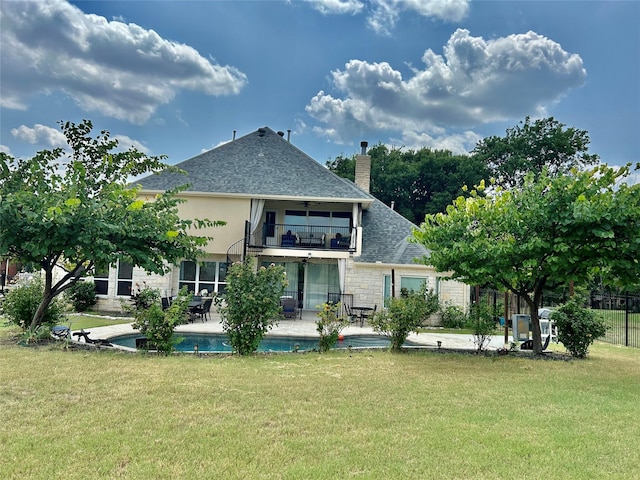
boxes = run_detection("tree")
[472,116,599,189]
[327,144,489,225]
[216,258,287,355]
[412,165,639,354]
[0,120,223,330]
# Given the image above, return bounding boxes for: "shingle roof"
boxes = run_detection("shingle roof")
[358,199,430,265]
[135,126,373,201]
[136,126,428,265]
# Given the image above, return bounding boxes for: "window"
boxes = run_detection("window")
[117,261,134,296]
[400,277,427,295]
[179,261,227,294]
[284,210,351,234]
[383,275,429,304]
[92,260,132,296]
[94,264,109,296]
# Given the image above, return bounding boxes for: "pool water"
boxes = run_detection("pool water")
[109,332,418,353]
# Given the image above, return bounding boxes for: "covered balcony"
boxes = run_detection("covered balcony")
[248,223,354,251]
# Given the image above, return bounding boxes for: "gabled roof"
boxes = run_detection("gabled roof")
[358,199,430,265]
[136,125,429,266]
[135,126,373,202]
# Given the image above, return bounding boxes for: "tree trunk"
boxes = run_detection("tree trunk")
[30,293,55,330]
[524,292,543,354]
[29,266,55,330]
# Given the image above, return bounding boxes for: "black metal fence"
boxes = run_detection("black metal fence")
[471,287,640,349]
[590,292,640,348]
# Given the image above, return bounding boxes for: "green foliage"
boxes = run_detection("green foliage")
[131,286,191,355]
[0,119,223,330]
[472,116,599,189]
[1,276,64,330]
[466,303,497,352]
[413,165,639,354]
[216,259,287,355]
[316,302,349,352]
[125,283,161,313]
[370,287,440,351]
[552,299,608,358]
[327,144,489,224]
[440,303,467,329]
[64,280,97,312]
[17,325,52,345]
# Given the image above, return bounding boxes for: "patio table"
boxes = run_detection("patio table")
[351,306,374,327]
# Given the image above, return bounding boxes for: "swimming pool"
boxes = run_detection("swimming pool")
[109,332,419,353]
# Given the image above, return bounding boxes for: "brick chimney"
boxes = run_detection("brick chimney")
[354,141,370,193]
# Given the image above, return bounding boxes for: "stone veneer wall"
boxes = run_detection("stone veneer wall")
[93,266,175,313]
[344,259,469,312]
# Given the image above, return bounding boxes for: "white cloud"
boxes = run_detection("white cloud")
[0,0,248,124]
[307,29,586,143]
[0,145,12,156]
[308,0,470,35]
[113,135,149,154]
[11,123,149,154]
[395,129,483,155]
[306,0,365,15]
[11,124,67,147]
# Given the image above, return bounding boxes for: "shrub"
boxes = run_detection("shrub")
[131,286,191,355]
[370,287,440,351]
[316,302,348,352]
[216,259,287,355]
[552,299,607,358]
[440,303,467,328]
[1,276,64,330]
[65,280,97,312]
[466,303,497,352]
[125,282,161,313]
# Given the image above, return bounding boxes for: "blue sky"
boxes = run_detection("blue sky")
[1,0,639,176]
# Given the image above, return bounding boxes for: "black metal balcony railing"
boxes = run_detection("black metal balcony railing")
[248,223,354,250]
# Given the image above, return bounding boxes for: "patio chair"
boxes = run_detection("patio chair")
[72,329,112,346]
[281,297,299,320]
[344,304,357,324]
[161,297,171,310]
[193,298,213,322]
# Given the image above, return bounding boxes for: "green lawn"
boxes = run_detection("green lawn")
[1,323,639,479]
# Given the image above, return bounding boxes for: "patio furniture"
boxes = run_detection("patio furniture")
[192,298,213,322]
[351,305,376,327]
[296,231,325,248]
[161,297,171,310]
[345,304,358,324]
[51,325,70,340]
[187,297,204,323]
[330,234,351,249]
[281,297,299,319]
[72,329,112,346]
[281,230,296,247]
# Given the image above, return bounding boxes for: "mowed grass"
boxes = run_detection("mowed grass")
[1,326,639,479]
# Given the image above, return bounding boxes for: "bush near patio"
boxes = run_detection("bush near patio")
[64,280,97,312]
[216,259,287,355]
[371,286,440,351]
[552,298,608,358]
[130,286,192,355]
[316,302,349,352]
